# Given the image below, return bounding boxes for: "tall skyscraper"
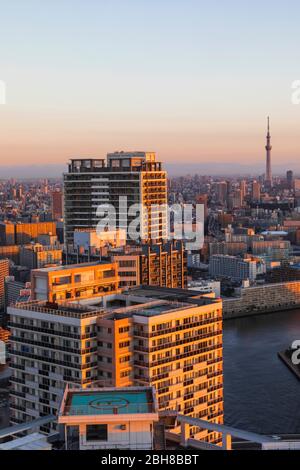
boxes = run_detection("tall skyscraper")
[287,170,294,190]
[252,180,261,201]
[265,116,272,187]
[51,189,63,220]
[63,152,167,246]
[239,180,246,202]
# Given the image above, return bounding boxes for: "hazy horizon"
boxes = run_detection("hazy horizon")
[1,160,300,179]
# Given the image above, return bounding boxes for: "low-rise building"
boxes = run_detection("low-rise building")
[31,261,119,302]
[20,244,63,270]
[209,255,264,282]
[58,385,158,450]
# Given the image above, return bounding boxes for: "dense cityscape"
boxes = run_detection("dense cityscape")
[0,117,299,453]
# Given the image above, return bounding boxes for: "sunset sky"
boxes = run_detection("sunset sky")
[1,0,300,172]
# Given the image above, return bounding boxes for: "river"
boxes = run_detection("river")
[223,309,300,434]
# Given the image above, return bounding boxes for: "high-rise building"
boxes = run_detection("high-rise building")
[51,189,63,220]
[287,170,294,190]
[63,152,168,245]
[239,180,246,202]
[96,287,223,445]
[252,180,261,201]
[216,182,228,206]
[8,287,223,444]
[265,116,272,187]
[112,240,186,288]
[0,259,9,313]
[8,301,100,431]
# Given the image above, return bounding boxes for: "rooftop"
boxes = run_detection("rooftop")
[32,261,109,272]
[10,300,104,319]
[60,386,157,417]
[123,286,221,306]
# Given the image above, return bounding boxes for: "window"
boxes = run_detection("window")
[86,424,108,441]
[119,326,130,334]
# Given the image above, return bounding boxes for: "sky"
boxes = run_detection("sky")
[0,0,300,173]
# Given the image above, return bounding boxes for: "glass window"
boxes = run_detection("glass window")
[86,424,108,441]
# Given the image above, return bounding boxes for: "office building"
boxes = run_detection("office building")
[96,287,223,445]
[63,153,167,245]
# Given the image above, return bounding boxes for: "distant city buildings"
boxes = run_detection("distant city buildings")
[0,221,56,245]
[51,189,63,220]
[209,254,265,282]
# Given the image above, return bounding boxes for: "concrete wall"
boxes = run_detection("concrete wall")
[79,421,153,450]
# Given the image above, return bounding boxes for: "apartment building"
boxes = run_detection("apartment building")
[209,241,248,257]
[8,301,101,431]
[0,259,9,313]
[223,280,300,319]
[209,254,264,282]
[96,287,223,445]
[63,152,167,245]
[111,241,186,289]
[4,276,30,311]
[251,240,290,268]
[31,261,119,302]
[8,287,223,445]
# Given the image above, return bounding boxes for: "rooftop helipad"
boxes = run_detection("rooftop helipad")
[64,388,155,416]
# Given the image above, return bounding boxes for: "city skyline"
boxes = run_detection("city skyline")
[0,1,300,167]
